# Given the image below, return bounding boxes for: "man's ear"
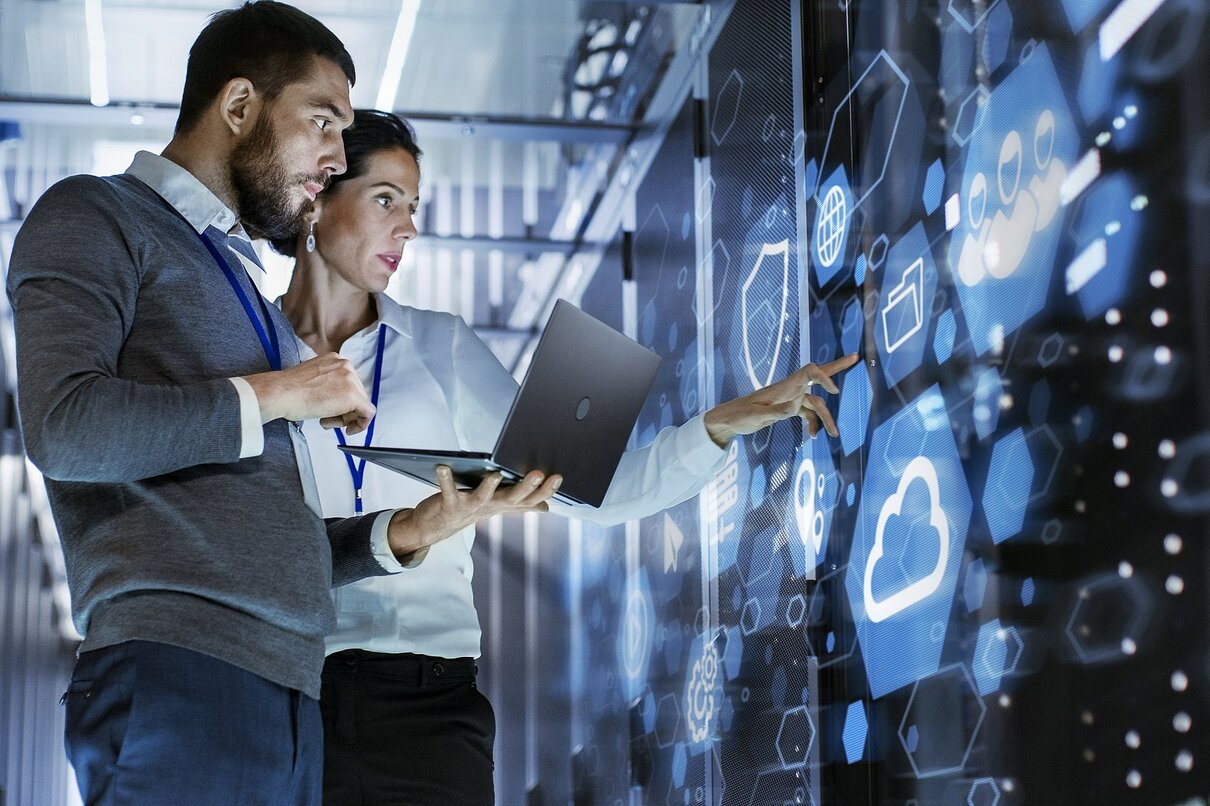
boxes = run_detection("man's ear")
[217,77,261,137]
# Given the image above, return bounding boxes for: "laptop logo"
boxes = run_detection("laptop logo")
[576,397,591,421]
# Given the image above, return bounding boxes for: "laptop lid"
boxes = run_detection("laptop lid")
[490,299,661,507]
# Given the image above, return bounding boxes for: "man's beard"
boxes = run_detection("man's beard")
[229,114,323,241]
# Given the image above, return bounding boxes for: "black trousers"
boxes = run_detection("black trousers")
[320,650,495,805]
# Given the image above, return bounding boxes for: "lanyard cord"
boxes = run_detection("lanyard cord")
[196,231,282,371]
[333,324,388,513]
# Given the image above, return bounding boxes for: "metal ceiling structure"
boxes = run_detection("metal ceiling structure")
[0,0,705,352]
[0,0,716,652]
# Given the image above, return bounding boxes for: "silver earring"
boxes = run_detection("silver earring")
[305,221,316,253]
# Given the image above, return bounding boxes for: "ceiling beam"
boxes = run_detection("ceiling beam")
[414,233,575,256]
[0,97,636,144]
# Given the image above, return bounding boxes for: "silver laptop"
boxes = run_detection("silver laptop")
[339,300,661,507]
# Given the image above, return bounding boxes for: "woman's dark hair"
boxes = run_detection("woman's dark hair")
[176,1,356,134]
[270,109,423,257]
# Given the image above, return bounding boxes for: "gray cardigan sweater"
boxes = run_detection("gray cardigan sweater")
[6,172,392,699]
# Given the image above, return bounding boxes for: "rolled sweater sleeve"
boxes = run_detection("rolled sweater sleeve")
[6,176,244,482]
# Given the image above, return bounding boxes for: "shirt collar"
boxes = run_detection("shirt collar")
[125,150,240,235]
[373,293,412,339]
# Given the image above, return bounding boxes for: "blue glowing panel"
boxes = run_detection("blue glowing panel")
[838,363,873,457]
[842,702,868,763]
[973,367,1003,440]
[1068,173,1145,320]
[875,224,939,388]
[1059,0,1116,32]
[948,0,1002,32]
[982,1,1013,75]
[934,309,957,365]
[923,159,945,215]
[964,557,989,613]
[949,45,1079,356]
[984,428,1033,544]
[790,434,840,571]
[846,386,972,698]
[813,166,854,287]
[973,619,1023,695]
[1078,39,1122,124]
[840,299,863,356]
[809,298,840,370]
[941,17,977,114]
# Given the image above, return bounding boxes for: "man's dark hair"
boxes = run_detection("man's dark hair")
[271,110,423,257]
[176,1,355,134]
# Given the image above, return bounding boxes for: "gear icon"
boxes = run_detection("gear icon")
[686,642,719,742]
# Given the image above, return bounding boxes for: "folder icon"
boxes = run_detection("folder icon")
[881,257,925,354]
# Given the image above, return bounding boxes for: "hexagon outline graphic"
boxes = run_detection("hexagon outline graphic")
[869,234,890,269]
[786,594,807,628]
[952,86,990,147]
[1064,574,1153,664]
[775,705,817,770]
[1024,425,1063,503]
[740,598,763,636]
[806,566,860,668]
[741,240,791,391]
[655,693,682,748]
[948,0,1004,33]
[973,618,1025,695]
[696,239,733,324]
[815,51,911,213]
[985,427,1034,544]
[968,776,1002,806]
[711,69,743,147]
[896,663,988,778]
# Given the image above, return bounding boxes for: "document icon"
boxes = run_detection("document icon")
[881,257,925,354]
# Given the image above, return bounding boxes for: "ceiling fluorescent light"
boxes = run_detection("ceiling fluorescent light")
[84,0,110,107]
[376,0,423,112]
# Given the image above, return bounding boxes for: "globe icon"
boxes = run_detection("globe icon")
[815,184,849,268]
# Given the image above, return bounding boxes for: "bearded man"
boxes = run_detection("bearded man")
[5,3,459,802]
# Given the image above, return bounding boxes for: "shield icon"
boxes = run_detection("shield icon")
[741,240,791,391]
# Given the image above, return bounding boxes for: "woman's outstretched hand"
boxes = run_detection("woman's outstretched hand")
[702,353,861,446]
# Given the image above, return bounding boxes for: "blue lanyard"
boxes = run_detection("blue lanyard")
[333,324,388,513]
[196,231,283,371]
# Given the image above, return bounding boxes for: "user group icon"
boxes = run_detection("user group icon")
[846,385,973,698]
[948,43,1078,355]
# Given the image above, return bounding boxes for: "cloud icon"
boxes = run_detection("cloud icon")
[863,457,950,623]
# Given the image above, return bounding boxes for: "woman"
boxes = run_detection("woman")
[275,110,856,805]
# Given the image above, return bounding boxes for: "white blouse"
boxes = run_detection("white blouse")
[298,293,728,660]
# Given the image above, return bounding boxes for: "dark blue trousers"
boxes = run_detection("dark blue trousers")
[63,640,322,805]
